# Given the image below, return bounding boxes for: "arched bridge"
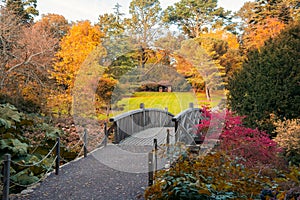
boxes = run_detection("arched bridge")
[109,103,204,146]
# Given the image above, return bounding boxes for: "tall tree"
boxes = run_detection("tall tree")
[98,3,133,63]
[127,0,162,47]
[98,3,125,38]
[228,21,300,134]
[51,21,104,115]
[177,39,225,101]
[125,0,162,68]
[163,0,230,38]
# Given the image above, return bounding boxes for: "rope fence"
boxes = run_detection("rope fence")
[10,141,58,168]
[1,138,59,200]
[9,155,58,188]
[1,122,109,200]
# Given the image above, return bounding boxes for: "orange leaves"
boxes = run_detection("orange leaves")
[52,21,104,92]
[243,17,286,51]
[201,29,240,50]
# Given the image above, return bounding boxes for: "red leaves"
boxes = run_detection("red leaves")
[197,107,282,167]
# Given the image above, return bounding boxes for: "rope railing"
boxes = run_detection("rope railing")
[1,137,60,200]
[9,155,58,188]
[64,138,83,150]
[10,141,58,168]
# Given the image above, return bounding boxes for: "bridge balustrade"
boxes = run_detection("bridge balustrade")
[109,103,174,143]
[172,103,203,145]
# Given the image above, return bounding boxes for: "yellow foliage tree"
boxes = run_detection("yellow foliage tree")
[52,21,104,92]
[201,29,239,50]
[200,29,243,82]
[50,21,104,116]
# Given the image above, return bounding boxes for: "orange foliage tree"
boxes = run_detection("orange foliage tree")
[243,17,286,51]
[50,21,104,116]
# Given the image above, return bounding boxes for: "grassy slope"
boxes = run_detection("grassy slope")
[110,91,225,117]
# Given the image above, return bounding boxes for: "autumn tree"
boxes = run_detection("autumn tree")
[34,13,70,39]
[237,0,299,51]
[0,7,58,113]
[251,0,294,24]
[163,0,230,38]
[51,21,104,115]
[228,21,300,134]
[177,39,225,101]
[242,17,286,51]
[52,21,103,92]
[200,29,242,83]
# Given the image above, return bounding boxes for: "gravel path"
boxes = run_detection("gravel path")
[11,145,153,200]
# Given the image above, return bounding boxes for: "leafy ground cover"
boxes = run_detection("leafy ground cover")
[0,103,104,196]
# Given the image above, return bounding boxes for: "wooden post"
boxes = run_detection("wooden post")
[164,107,168,127]
[148,152,153,186]
[174,120,179,142]
[104,122,107,147]
[55,137,60,175]
[140,103,145,129]
[84,129,88,157]
[166,129,170,145]
[2,154,11,200]
[166,129,170,154]
[140,103,145,109]
[154,138,158,173]
[113,122,119,144]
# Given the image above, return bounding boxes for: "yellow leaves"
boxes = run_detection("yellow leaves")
[200,29,240,50]
[52,21,104,92]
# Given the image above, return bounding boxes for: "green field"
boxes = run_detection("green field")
[110,91,225,116]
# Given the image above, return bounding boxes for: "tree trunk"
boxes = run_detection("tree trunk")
[205,84,211,101]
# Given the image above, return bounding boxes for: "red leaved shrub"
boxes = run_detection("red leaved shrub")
[196,108,283,167]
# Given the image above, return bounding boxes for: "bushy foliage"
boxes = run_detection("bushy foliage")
[0,103,94,194]
[145,150,300,199]
[274,119,300,165]
[228,21,300,134]
[196,108,283,167]
[145,108,300,199]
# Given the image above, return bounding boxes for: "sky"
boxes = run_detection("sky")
[36,0,251,23]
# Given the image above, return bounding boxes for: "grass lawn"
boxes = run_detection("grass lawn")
[110,91,225,117]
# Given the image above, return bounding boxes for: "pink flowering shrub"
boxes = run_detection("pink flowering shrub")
[196,108,283,167]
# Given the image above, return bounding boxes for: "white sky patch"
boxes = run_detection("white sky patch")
[36,0,252,23]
